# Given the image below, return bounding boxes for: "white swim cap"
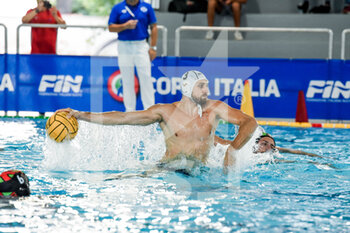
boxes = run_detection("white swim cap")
[181,70,208,118]
[181,70,208,98]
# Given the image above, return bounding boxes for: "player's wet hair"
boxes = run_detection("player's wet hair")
[256,133,276,146]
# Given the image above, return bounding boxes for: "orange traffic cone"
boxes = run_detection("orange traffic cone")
[240,80,254,117]
[295,90,308,122]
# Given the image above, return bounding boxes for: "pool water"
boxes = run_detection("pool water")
[0,118,349,232]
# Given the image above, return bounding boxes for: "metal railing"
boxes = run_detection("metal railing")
[157,25,167,56]
[341,29,350,60]
[17,24,106,55]
[16,23,168,56]
[0,23,8,54]
[175,26,334,59]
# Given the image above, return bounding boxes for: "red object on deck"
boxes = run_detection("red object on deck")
[312,123,322,128]
[295,90,309,123]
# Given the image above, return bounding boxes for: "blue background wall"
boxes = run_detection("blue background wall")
[0,54,349,120]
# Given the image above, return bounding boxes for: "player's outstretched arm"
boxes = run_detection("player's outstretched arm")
[276,147,323,158]
[57,105,162,126]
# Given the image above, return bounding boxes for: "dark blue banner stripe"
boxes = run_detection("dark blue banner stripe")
[0,54,349,120]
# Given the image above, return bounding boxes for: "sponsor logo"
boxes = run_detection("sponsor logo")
[140,6,148,13]
[153,77,280,98]
[153,77,181,95]
[38,75,83,97]
[0,73,14,92]
[306,80,350,103]
[213,78,280,97]
[107,70,139,102]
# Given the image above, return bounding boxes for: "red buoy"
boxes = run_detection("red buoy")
[295,90,309,123]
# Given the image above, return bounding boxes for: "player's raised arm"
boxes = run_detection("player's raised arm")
[57,105,163,126]
[213,101,257,172]
[214,135,232,146]
[215,101,258,150]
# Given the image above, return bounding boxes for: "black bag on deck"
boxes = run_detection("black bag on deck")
[168,0,208,22]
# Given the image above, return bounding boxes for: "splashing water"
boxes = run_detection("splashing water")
[2,118,349,232]
[222,126,284,184]
[43,121,165,171]
[43,121,274,175]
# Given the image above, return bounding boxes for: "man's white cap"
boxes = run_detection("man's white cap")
[181,70,208,117]
[181,70,208,98]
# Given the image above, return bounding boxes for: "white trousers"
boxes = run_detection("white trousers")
[117,40,155,111]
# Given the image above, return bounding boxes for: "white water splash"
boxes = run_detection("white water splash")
[42,121,165,171]
[42,121,275,174]
[221,126,283,184]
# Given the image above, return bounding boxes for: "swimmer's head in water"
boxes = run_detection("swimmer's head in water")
[181,70,208,99]
[253,133,276,153]
[0,170,30,198]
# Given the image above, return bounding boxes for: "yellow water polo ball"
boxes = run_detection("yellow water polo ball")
[45,111,79,142]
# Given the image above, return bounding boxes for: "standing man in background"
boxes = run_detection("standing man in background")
[108,0,158,112]
[22,0,66,54]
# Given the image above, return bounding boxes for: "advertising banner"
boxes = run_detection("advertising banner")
[0,54,349,120]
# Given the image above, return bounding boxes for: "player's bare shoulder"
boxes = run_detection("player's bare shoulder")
[203,100,233,121]
[154,102,178,111]
[149,103,178,117]
[204,99,226,112]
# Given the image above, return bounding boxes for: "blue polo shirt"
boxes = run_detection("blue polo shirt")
[108,0,157,41]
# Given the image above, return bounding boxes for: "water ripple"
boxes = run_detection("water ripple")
[0,119,349,232]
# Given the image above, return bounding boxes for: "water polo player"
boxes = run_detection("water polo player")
[217,132,330,169]
[58,70,258,175]
[0,170,30,198]
[253,133,277,154]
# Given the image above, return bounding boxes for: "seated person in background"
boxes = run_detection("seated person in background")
[206,0,247,40]
[22,0,66,54]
